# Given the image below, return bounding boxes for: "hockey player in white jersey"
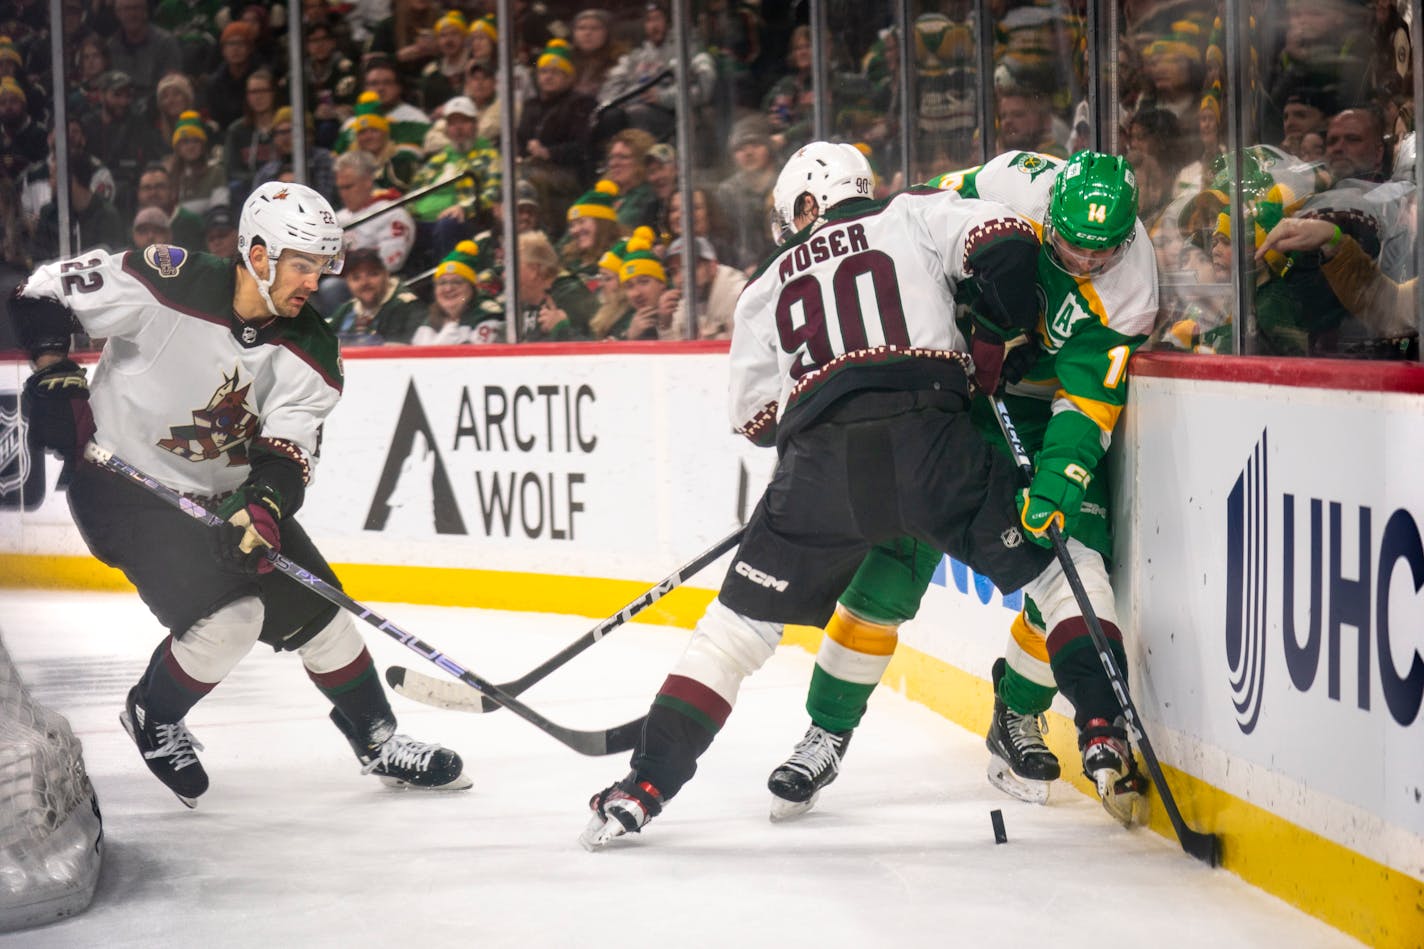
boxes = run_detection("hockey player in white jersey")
[766,150,1157,825]
[11,182,470,807]
[581,142,1129,849]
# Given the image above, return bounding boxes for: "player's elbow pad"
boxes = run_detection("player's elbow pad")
[10,291,78,362]
[967,237,1041,337]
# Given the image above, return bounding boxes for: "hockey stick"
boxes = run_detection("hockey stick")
[989,397,1222,868]
[81,444,643,757]
[386,526,744,712]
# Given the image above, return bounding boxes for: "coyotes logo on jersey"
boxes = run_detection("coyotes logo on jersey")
[157,367,258,467]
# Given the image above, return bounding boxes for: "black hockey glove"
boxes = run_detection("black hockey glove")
[213,486,283,575]
[10,291,77,362]
[968,318,1038,396]
[22,359,96,474]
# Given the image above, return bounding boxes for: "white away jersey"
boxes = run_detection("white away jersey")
[22,246,343,498]
[728,188,1037,441]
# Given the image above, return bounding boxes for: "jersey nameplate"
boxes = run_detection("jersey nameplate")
[143,244,188,278]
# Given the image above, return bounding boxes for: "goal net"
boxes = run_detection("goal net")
[0,633,102,932]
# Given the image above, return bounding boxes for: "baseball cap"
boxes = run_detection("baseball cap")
[666,235,716,261]
[98,70,133,92]
[204,204,235,233]
[516,179,540,207]
[645,143,676,165]
[443,95,478,119]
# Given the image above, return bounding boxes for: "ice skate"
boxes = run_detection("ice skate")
[1079,717,1149,826]
[119,685,208,808]
[767,724,852,821]
[329,709,471,790]
[580,774,664,851]
[985,658,1060,805]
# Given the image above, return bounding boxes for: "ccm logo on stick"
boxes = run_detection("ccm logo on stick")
[735,561,789,592]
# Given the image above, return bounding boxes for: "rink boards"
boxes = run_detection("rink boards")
[1,344,1421,948]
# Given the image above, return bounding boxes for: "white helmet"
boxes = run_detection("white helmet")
[770,142,873,245]
[238,181,345,315]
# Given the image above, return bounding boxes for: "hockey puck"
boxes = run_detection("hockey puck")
[990,809,1007,844]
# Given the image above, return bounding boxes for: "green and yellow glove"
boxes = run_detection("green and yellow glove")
[1019,409,1103,547]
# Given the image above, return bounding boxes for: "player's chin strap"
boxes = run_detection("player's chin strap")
[242,248,281,318]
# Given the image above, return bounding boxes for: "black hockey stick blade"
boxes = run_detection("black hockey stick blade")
[988,399,1222,867]
[387,527,745,714]
[85,444,639,758]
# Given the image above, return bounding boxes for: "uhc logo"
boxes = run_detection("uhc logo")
[1225,430,1424,734]
[1224,431,1269,733]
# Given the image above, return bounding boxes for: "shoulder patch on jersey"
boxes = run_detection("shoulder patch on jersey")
[1008,152,1058,181]
[143,244,188,278]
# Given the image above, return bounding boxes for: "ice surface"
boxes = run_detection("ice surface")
[0,591,1359,948]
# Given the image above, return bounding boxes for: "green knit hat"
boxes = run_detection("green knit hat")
[352,90,390,133]
[434,9,467,34]
[568,180,620,222]
[435,240,482,286]
[601,225,655,273]
[471,14,496,42]
[172,110,208,145]
[1144,19,1203,63]
[619,233,665,284]
[537,38,575,75]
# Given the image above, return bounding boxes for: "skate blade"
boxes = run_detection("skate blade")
[377,772,474,791]
[578,811,627,852]
[769,789,820,822]
[1094,772,1146,827]
[986,754,1051,805]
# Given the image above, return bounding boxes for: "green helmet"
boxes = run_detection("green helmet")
[1045,151,1139,276]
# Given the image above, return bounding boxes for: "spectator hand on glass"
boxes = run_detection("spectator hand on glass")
[1255,217,1341,260]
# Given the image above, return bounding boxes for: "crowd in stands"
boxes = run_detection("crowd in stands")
[0,0,1417,356]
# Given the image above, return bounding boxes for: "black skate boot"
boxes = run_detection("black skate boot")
[329,709,472,791]
[580,773,665,851]
[1079,716,1148,827]
[985,657,1061,805]
[119,685,208,808]
[767,724,852,821]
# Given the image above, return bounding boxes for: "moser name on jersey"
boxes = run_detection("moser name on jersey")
[777,224,869,281]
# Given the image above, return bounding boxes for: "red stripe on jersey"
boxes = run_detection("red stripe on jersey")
[658,674,733,728]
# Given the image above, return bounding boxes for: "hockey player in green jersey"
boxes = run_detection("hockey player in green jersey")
[767,150,1158,826]
[12,182,471,807]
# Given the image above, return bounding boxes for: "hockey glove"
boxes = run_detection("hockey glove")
[968,317,1038,396]
[1018,465,1091,547]
[10,292,77,362]
[22,360,96,477]
[213,487,282,575]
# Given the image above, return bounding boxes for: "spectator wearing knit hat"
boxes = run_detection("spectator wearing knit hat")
[296,16,359,150]
[0,36,45,126]
[570,9,625,99]
[517,39,598,235]
[347,91,422,192]
[715,115,777,272]
[419,9,471,111]
[609,233,665,340]
[334,57,431,153]
[0,76,45,180]
[165,111,230,217]
[206,21,264,130]
[561,180,625,285]
[413,241,505,345]
[588,226,652,338]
